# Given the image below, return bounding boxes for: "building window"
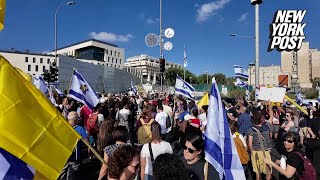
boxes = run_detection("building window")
[47,59,50,64]
[116,58,118,64]
[28,65,31,71]
[40,58,43,63]
[118,52,120,57]
[119,59,121,64]
[111,50,112,56]
[33,58,36,63]
[108,57,110,62]
[25,57,28,62]
[112,58,114,63]
[35,65,38,72]
[43,66,45,72]
[106,49,108,55]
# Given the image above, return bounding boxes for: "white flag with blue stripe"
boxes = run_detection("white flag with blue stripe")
[0,148,35,180]
[235,78,248,88]
[68,69,99,110]
[175,75,195,99]
[234,65,249,79]
[184,47,188,68]
[204,80,245,180]
[131,79,137,94]
[32,75,48,95]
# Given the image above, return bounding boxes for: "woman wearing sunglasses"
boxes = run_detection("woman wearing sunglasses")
[281,112,295,132]
[180,133,219,180]
[264,132,315,179]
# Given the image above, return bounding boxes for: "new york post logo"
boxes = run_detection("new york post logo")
[268,10,306,52]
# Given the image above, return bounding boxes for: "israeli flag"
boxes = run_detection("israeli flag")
[235,78,248,88]
[175,75,195,99]
[32,75,48,95]
[204,80,245,180]
[50,85,64,97]
[0,148,35,180]
[131,80,137,94]
[234,65,249,79]
[68,69,99,110]
[184,48,188,68]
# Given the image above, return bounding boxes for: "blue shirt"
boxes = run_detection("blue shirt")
[179,110,190,121]
[69,125,88,161]
[237,113,252,135]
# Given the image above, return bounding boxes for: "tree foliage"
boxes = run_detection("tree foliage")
[164,68,197,86]
[302,88,318,99]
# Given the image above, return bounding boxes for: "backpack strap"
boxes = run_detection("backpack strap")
[140,118,146,125]
[149,143,155,163]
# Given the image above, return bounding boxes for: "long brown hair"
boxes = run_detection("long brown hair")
[151,122,162,142]
[97,119,114,154]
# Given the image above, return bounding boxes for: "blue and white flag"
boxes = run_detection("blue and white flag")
[68,69,99,110]
[296,91,303,104]
[204,80,246,180]
[235,78,248,88]
[234,65,249,79]
[50,85,64,97]
[183,47,188,68]
[175,75,195,99]
[32,75,48,95]
[131,80,137,94]
[0,148,35,180]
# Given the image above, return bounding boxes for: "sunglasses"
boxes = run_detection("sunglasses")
[183,144,197,154]
[285,139,294,144]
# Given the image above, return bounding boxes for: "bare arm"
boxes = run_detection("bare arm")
[248,135,253,153]
[264,158,296,178]
[98,151,109,180]
[268,102,273,124]
[140,157,146,180]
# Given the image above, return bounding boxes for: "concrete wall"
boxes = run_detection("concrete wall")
[58,55,140,93]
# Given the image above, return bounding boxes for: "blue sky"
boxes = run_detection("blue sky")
[1,0,319,77]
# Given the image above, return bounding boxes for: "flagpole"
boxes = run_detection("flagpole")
[184,68,185,81]
[81,138,106,165]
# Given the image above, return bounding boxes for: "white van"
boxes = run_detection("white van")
[302,99,319,107]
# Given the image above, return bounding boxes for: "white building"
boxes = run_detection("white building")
[0,51,55,77]
[248,63,281,87]
[125,54,183,84]
[49,39,125,69]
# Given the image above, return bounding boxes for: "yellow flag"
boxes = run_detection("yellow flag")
[0,0,5,30]
[197,92,209,108]
[15,67,32,82]
[0,56,81,179]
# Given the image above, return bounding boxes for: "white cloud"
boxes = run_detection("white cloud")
[194,4,199,7]
[196,0,231,23]
[89,32,134,42]
[238,12,248,23]
[138,12,159,24]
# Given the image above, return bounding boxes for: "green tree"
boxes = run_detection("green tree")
[227,88,246,98]
[302,88,318,99]
[212,73,226,85]
[164,68,196,86]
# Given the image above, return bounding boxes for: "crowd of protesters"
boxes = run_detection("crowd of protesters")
[53,90,320,180]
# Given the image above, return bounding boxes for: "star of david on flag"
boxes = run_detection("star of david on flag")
[68,69,99,110]
[175,75,195,99]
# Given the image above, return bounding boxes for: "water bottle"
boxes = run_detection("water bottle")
[280,155,287,169]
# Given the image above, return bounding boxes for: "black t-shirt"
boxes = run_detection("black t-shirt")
[308,118,320,138]
[180,158,220,180]
[285,149,305,179]
[228,107,238,120]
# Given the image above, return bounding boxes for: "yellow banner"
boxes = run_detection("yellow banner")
[0,0,5,30]
[0,56,81,179]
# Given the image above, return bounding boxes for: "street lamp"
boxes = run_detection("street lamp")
[55,1,75,63]
[204,70,209,85]
[189,77,192,85]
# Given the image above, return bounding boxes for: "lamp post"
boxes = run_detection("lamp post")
[55,1,75,63]
[204,70,209,85]
[189,77,192,85]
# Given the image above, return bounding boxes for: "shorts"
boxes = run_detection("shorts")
[270,124,280,133]
[299,127,308,137]
[251,150,272,175]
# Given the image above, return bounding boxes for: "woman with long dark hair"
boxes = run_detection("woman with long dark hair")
[140,122,173,180]
[97,119,115,156]
[180,133,219,180]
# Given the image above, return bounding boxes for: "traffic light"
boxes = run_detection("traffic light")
[42,70,50,82]
[50,64,59,82]
[159,58,165,73]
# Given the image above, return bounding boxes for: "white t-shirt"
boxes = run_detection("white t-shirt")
[140,141,173,175]
[199,113,207,127]
[155,111,169,134]
[163,105,172,116]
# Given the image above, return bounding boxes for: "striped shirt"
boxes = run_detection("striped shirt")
[248,123,271,151]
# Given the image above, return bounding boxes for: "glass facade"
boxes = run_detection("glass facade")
[75,46,104,62]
